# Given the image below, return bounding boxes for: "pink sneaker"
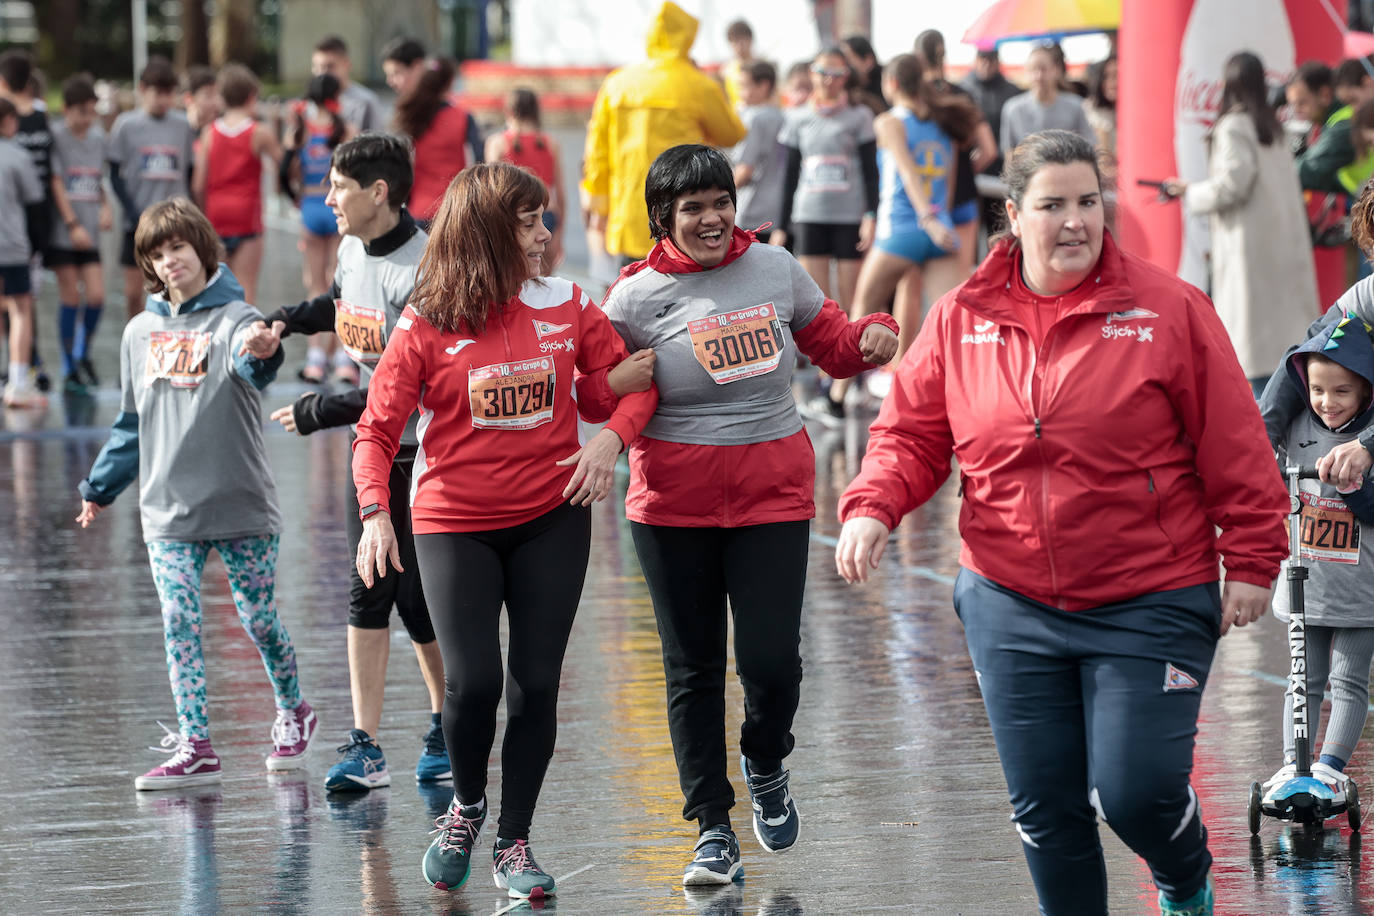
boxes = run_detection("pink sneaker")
[134,723,222,790]
[266,700,318,771]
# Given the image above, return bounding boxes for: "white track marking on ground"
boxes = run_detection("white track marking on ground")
[487,864,595,914]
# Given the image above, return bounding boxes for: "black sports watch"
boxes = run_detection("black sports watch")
[360,503,384,521]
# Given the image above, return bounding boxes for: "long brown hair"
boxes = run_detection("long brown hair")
[411,163,549,334]
[388,43,457,140]
[1351,171,1374,258]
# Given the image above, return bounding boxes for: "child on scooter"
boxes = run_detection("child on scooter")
[1263,312,1374,808]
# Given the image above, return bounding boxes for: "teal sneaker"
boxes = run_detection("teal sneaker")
[1159,874,1213,916]
[423,797,485,890]
[492,838,556,899]
[324,729,391,792]
[415,722,452,782]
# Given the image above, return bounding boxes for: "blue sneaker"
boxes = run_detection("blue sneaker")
[741,756,799,852]
[1159,874,1214,916]
[324,729,391,792]
[682,826,742,886]
[423,797,486,891]
[416,722,452,782]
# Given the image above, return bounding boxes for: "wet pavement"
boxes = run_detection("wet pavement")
[1,206,1371,915]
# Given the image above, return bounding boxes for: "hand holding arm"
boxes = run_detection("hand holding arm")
[607,348,655,395]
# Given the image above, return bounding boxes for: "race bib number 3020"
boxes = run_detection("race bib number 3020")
[1299,490,1361,565]
[145,330,211,389]
[688,303,785,385]
[468,358,557,430]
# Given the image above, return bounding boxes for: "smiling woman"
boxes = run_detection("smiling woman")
[836,129,1289,916]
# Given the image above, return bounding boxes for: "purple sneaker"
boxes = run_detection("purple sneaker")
[266,700,318,771]
[134,723,222,791]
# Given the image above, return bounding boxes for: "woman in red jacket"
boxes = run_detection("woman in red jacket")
[835,130,1288,916]
[353,163,655,900]
[588,144,899,886]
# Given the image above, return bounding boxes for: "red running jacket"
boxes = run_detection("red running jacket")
[580,228,899,527]
[838,233,1288,611]
[353,277,657,533]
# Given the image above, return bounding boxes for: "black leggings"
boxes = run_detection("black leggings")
[629,520,809,828]
[414,501,590,840]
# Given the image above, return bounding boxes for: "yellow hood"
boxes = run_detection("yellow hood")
[646,1,698,61]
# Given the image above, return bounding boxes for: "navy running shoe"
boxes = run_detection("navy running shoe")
[741,756,799,852]
[682,825,742,886]
[415,722,452,782]
[324,728,391,792]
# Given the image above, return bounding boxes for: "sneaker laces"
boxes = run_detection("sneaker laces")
[494,840,536,874]
[431,803,482,853]
[270,709,301,748]
[335,732,374,760]
[148,721,196,766]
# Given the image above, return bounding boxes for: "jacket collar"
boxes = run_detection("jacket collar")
[955,231,1135,329]
[362,208,418,257]
[145,265,245,317]
[645,225,754,274]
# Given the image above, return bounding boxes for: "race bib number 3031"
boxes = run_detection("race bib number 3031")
[468,358,557,430]
[688,303,785,385]
[145,330,211,389]
[1299,490,1361,565]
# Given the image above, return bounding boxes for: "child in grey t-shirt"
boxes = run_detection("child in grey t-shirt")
[0,96,46,407]
[108,57,194,319]
[729,61,786,233]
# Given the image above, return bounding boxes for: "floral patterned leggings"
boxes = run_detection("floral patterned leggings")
[146,534,302,740]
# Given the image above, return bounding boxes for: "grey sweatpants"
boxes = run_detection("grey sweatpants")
[1282,625,1374,765]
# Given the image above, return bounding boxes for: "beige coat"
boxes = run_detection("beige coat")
[1185,111,1319,377]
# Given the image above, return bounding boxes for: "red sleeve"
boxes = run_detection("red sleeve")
[837,298,955,530]
[574,295,658,448]
[792,298,900,379]
[1170,287,1288,586]
[352,309,426,515]
[573,367,618,424]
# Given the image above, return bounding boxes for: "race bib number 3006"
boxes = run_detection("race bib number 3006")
[688,303,785,385]
[468,358,557,430]
[1299,491,1361,565]
[145,330,212,389]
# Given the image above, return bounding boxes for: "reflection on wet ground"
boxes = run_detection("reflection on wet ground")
[0,224,1369,913]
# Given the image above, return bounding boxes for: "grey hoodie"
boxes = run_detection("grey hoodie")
[79,266,284,542]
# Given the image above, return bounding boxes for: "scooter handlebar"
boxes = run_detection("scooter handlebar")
[1286,465,1322,480]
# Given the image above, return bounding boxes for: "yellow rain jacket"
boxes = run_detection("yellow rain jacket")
[582,1,746,259]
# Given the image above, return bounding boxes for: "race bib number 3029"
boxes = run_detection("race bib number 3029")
[334,299,386,367]
[688,303,785,385]
[1299,490,1361,565]
[468,358,557,430]
[145,330,211,389]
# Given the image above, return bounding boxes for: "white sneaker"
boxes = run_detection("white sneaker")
[1261,762,1297,804]
[1311,761,1349,805]
[2,382,46,409]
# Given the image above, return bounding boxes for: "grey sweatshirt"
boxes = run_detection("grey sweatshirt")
[79,267,284,542]
[49,120,106,249]
[107,108,194,227]
[0,136,43,264]
[601,242,824,445]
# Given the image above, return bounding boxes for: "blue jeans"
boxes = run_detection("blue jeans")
[953,569,1220,915]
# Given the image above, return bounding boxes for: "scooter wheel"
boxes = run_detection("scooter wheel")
[1349,780,1361,832]
[1248,781,1263,835]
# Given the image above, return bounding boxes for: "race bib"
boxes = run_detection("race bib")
[65,166,102,203]
[468,357,557,430]
[334,299,386,367]
[688,303,785,385]
[803,154,852,193]
[138,145,181,181]
[1299,490,1361,564]
[145,330,211,389]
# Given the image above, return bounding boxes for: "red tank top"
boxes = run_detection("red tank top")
[204,118,263,237]
[409,103,472,221]
[500,129,556,191]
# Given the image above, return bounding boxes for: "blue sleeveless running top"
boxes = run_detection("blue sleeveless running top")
[299,124,336,236]
[877,106,954,239]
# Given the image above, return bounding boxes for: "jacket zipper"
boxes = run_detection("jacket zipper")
[1024,319,1061,600]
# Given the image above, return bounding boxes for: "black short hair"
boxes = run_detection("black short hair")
[1294,60,1334,94]
[314,35,348,56]
[139,56,179,92]
[184,64,217,95]
[381,37,426,68]
[0,49,33,94]
[644,145,736,241]
[1335,57,1373,88]
[330,132,414,210]
[744,60,777,91]
[62,73,98,108]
